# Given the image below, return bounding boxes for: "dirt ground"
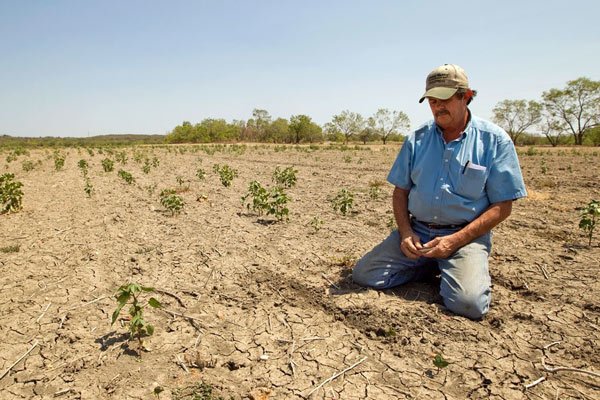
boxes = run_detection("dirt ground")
[1,143,599,400]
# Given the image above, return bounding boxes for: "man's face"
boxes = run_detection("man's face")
[427,94,469,131]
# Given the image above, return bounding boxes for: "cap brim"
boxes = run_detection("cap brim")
[418,87,458,103]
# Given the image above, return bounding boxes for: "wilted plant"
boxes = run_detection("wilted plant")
[142,159,152,174]
[118,169,135,184]
[309,216,324,233]
[160,189,184,215]
[331,188,354,215]
[53,151,65,171]
[196,167,206,181]
[0,173,24,214]
[368,180,385,200]
[272,166,298,188]
[22,160,35,172]
[111,283,162,350]
[580,200,600,247]
[213,164,238,187]
[78,159,89,176]
[84,178,93,197]
[115,151,128,164]
[101,158,114,172]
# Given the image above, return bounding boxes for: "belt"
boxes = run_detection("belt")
[413,219,467,230]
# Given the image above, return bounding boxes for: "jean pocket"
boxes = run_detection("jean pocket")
[456,165,487,199]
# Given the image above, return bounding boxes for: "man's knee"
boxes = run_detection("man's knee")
[442,289,490,320]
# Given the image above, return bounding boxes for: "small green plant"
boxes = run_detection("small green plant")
[142,159,152,174]
[101,158,114,172]
[160,189,185,215]
[579,200,600,247]
[368,180,385,200]
[526,146,538,156]
[22,160,35,172]
[241,181,290,221]
[115,151,128,164]
[84,178,93,197]
[0,244,20,253]
[213,164,238,187]
[196,167,206,181]
[433,353,450,372]
[272,166,298,188]
[0,173,24,214]
[78,159,89,176]
[331,188,354,215]
[172,381,226,400]
[309,216,324,233]
[540,159,547,174]
[53,151,65,171]
[118,169,135,184]
[111,283,162,350]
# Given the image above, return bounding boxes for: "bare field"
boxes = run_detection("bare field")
[1,144,599,400]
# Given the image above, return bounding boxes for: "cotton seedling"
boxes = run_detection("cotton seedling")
[0,173,24,214]
[111,283,162,351]
[160,189,184,215]
[22,160,35,172]
[84,178,93,197]
[115,151,128,164]
[272,166,298,188]
[433,353,450,372]
[309,216,324,233]
[241,181,290,221]
[368,180,385,200]
[118,169,135,184]
[213,164,238,187]
[53,151,65,171]
[78,159,89,177]
[101,158,114,172]
[580,200,600,247]
[331,188,354,215]
[196,167,206,181]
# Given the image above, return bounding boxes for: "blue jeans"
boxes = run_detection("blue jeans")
[352,221,492,320]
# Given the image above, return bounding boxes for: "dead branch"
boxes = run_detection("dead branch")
[155,289,186,308]
[0,340,39,381]
[36,302,52,323]
[321,273,340,290]
[523,376,546,389]
[305,356,368,398]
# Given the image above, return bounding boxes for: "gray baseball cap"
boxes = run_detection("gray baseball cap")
[419,64,470,103]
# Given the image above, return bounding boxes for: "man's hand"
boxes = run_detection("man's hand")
[400,232,425,259]
[419,235,460,259]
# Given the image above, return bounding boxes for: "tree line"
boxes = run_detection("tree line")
[165,109,410,145]
[492,77,600,146]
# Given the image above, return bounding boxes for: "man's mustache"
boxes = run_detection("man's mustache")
[435,111,449,117]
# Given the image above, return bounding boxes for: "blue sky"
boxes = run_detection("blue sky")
[1,0,598,137]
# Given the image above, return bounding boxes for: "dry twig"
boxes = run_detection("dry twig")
[0,340,39,381]
[305,356,368,398]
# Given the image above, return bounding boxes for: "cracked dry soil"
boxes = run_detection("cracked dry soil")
[1,144,599,400]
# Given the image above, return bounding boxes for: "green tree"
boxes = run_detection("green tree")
[492,99,542,144]
[542,77,600,145]
[245,109,272,142]
[265,118,291,143]
[372,108,410,145]
[328,110,365,144]
[289,115,323,144]
[357,118,377,144]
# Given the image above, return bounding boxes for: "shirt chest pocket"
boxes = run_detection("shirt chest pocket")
[456,164,487,199]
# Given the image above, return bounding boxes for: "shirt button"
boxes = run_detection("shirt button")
[444,159,448,162]
[433,216,438,220]
[435,196,439,200]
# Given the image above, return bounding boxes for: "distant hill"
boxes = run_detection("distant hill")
[0,134,166,147]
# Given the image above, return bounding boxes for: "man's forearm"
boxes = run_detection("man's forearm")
[392,187,413,238]
[451,200,513,248]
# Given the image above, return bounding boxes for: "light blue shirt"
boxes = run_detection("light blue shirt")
[387,113,527,225]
